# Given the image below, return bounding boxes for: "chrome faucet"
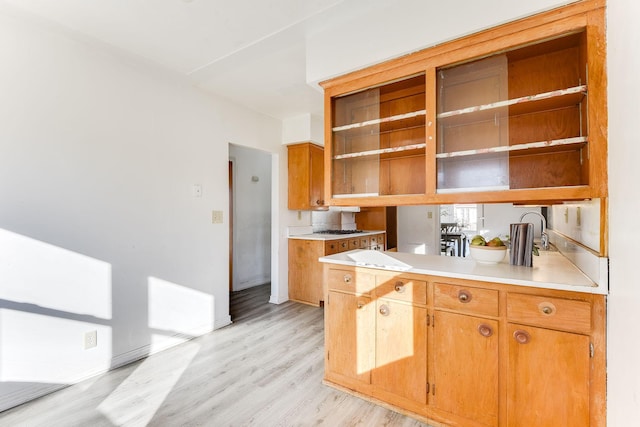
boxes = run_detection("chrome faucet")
[519,211,549,250]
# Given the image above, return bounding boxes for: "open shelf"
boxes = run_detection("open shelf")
[436,136,587,159]
[437,85,586,126]
[334,143,426,160]
[333,109,426,133]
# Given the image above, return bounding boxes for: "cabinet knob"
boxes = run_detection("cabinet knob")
[394,281,406,293]
[343,274,352,283]
[513,329,531,344]
[458,290,472,303]
[478,324,494,338]
[539,302,556,316]
[379,304,390,316]
[357,302,365,309]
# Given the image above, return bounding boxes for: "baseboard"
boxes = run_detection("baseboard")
[0,322,220,413]
[0,383,67,413]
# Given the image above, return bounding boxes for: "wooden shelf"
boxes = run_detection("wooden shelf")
[436,136,587,159]
[334,143,426,160]
[333,110,426,132]
[437,85,586,127]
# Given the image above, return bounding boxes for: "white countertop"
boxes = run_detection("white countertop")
[288,230,385,241]
[319,249,605,295]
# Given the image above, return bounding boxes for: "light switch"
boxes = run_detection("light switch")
[212,210,223,224]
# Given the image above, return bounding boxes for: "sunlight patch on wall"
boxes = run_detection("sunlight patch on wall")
[147,277,213,352]
[0,310,112,384]
[0,229,112,319]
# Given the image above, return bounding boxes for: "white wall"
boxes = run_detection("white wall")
[306,0,575,84]
[397,206,440,255]
[549,199,601,252]
[229,144,272,291]
[606,0,640,422]
[481,204,543,240]
[0,9,281,410]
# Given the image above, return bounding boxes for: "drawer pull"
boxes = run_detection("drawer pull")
[478,324,493,338]
[394,281,406,293]
[513,330,531,344]
[343,274,352,284]
[379,304,390,316]
[357,302,365,309]
[539,302,556,316]
[458,290,472,303]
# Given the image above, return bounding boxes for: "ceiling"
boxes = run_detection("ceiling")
[0,0,369,120]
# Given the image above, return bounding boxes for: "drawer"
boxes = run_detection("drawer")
[348,238,360,250]
[507,293,591,334]
[434,283,499,317]
[324,240,340,255]
[359,236,370,249]
[338,239,350,252]
[327,268,375,294]
[375,275,427,305]
[369,235,378,245]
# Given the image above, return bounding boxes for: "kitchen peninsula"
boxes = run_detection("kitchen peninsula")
[320,248,606,426]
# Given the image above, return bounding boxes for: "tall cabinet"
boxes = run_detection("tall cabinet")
[321,0,607,208]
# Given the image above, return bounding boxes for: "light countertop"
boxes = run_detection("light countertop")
[319,249,605,295]
[288,230,385,241]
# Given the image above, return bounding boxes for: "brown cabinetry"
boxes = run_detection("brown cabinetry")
[321,1,606,206]
[288,233,385,306]
[323,265,606,426]
[506,292,592,426]
[373,275,427,408]
[432,283,500,426]
[287,142,325,210]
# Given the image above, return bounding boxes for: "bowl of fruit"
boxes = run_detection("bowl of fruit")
[469,235,507,264]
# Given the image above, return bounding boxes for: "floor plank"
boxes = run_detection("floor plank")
[0,284,433,426]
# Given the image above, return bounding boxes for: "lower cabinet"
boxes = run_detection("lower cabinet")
[323,265,606,427]
[373,298,427,406]
[289,233,385,306]
[325,291,375,385]
[432,311,499,427]
[507,324,590,427]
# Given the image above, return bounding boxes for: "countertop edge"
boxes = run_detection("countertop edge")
[319,250,606,295]
[288,230,386,241]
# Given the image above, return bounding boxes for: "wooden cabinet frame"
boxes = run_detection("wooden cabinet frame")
[321,0,607,207]
[323,265,606,426]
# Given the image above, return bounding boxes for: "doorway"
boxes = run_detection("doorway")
[228,144,272,307]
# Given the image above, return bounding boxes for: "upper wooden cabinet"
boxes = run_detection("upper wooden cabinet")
[287,142,326,210]
[321,0,607,206]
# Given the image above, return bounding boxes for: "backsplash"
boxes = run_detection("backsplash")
[548,199,601,252]
[311,210,357,231]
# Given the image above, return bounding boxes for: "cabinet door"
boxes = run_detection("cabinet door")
[287,142,325,210]
[507,323,590,427]
[326,292,375,383]
[309,144,325,207]
[432,311,499,427]
[373,299,427,404]
[288,239,324,305]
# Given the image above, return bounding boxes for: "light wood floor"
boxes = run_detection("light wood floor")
[0,284,432,426]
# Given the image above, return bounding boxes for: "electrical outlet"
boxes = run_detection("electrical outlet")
[84,330,97,349]
[212,210,223,224]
